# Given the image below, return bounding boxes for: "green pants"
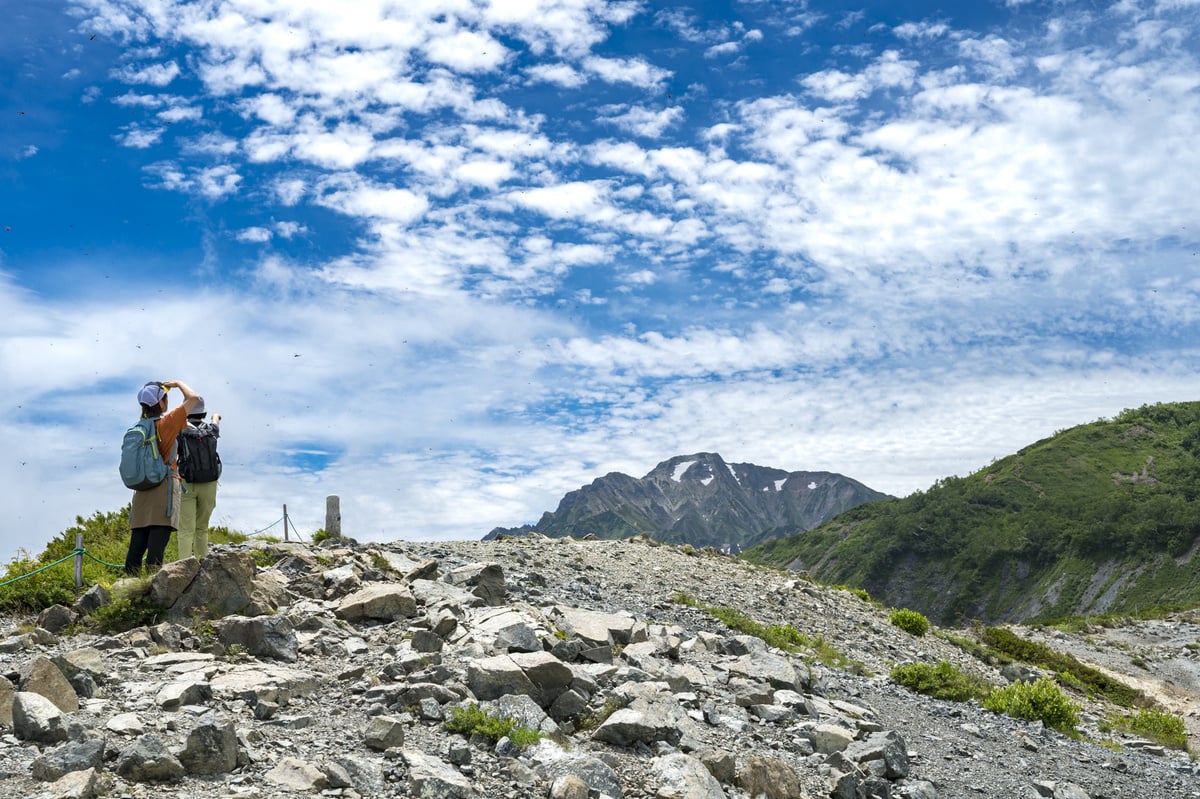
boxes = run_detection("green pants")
[179,480,218,560]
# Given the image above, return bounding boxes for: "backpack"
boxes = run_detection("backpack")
[120,417,169,490]
[177,424,222,483]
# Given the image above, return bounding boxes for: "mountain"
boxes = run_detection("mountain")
[485,452,891,551]
[743,401,1200,626]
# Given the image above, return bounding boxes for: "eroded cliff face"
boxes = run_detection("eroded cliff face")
[2,536,1198,799]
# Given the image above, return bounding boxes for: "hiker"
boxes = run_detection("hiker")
[176,397,222,560]
[124,379,200,575]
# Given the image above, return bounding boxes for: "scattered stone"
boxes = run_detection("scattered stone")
[114,733,186,783]
[12,691,69,743]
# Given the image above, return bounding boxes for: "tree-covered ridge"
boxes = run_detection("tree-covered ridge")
[743,401,1200,624]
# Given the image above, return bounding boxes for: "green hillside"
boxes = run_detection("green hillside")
[743,401,1200,625]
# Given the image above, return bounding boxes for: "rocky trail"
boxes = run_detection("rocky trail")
[1,535,1198,799]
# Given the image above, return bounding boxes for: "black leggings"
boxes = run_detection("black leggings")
[125,525,173,575]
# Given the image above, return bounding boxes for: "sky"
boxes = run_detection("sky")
[2,0,1200,562]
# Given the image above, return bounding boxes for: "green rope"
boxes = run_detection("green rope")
[81,550,127,571]
[253,517,283,535]
[0,549,83,589]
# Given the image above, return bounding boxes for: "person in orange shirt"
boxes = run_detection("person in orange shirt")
[124,379,201,574]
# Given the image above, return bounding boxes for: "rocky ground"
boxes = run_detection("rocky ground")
[1,534,1198,799]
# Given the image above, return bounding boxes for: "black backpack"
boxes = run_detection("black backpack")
[177,424,222,483]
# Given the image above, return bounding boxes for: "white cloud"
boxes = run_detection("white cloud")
[583,55,672,88]
[316,177,429,224]
[118,125,165,148]
[111,60,181,86]
[600,105,684,138]
[526,62,587,87]
[237,227,272,243]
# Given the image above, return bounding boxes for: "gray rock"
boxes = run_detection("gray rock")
[12,691,69,743]
[403,748,475,798]
[495,622,542,653]
[592,696,691,747]
[537,755,624,799]
[52,647,107,685]
[165,551,284,620]
[327,754,386,794]
[364,714,407,751]
[36,604,78,634]
[553,605,639,647]
[31,738,105,781]
[445,561,507,606]
[696,748,736,784]
[71,583,111,616]
[213,613,299,662]
[115,733,186,783]
[335,583,418,621]
[736,755,806,799]
[155,680,212,711]
[654,752,729,798]
[412,628,446,652]
[0,675,14,727]
[492,693,557,734]
[179,712,239,774]
[845,730,910,779]
[510,650,573,708]
[20,657,80,713]
[149,557,201,609]
[467,654,538,703]
[264,757,328,791]
[549,773,591,799]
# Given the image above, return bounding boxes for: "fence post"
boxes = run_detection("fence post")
[74,533,83,589]
[283,505,289,542]
[326,495,341,540]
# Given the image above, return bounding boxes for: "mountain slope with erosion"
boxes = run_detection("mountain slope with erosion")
[745,402,1200,626]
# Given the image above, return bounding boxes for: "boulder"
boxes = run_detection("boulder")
[31,738,106,782]
[844,730,909,779]
[114,733,186,783]
[12,691,69,743]
[655,752,729,799]
[36,604,78,634]
[20,657,79,713]
[537,755,624,799]
[264,757,328,792]
[164,551,283,620]
[213,614,299,662]
[592,696,693,747]
[335,583,418,622]
[403,749,474,798]
[467,654,538,703]
[735,756,806,799]
[179,713,239,774]
[0,675,14,727]
[444,562,507,606]
[364,715,406,751]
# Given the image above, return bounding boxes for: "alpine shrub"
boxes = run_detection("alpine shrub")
[983,676,1080,733]
[891,661,989,702]
[889,608,931,637]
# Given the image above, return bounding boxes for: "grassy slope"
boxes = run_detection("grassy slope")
[743,402,1200,625]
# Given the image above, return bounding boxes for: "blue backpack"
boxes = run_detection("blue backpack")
[120,418,169,491]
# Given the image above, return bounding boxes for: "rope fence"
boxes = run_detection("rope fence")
[1,496,340,592]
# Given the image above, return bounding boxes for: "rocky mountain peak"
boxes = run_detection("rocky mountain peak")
[487,453,892,551]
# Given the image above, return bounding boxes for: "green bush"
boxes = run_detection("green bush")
[981,627,1142,706]
[443,704,541,748]
[1105,708,1188,750]
[889,609,931,637]
[891,661,990,702]
[983,676,1080,733]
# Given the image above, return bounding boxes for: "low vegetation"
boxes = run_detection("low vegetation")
[890,661,990,702]
[443,703,541,748]
[1102,708,1189,751]
[0,507,250,614]
[983,676,1081,734]
[888,608,930,637]
[980,627,1144,706]
[672,592,865,673]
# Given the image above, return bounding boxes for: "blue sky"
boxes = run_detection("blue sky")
[3,0,1200,561]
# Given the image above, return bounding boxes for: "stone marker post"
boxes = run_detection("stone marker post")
[326,495,341,540]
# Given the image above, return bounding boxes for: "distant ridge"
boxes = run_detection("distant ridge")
[485,452,892,552]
